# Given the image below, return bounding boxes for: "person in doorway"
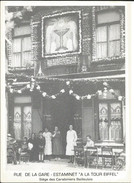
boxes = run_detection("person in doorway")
[84,135,94,150]
[66,125,77,163]
[52,126,63,160]
[37,131,45,162]
[28,133,38,162]
[43,128,52,161]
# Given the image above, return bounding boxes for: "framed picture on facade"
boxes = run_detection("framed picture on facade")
[42,11,81,58]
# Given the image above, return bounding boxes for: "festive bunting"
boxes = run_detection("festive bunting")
[6,76,125,101]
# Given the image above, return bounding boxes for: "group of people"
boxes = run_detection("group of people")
[22,126,64,162]
[7,124,95,164]
[18,125,79,163]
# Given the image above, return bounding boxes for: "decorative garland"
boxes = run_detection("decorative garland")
[6,77,125,101]
[120,10,125,58]
[6,73,125,83]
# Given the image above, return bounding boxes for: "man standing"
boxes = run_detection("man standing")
[66,125,77,163]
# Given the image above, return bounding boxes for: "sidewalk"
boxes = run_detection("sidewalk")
[7,159,86,171]
[7,158,123,171]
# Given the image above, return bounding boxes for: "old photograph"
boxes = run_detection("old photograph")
[1,1,131,182]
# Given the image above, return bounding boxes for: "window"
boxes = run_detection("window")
[98,101,123,142]
[14,96,32,140]
[96,11,120,59]
[12,25,33,67]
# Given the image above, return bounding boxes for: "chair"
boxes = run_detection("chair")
[85,147,98,168]
[18,142,30,163]
[114,150,126,170]
[102,146,114,168]
[7,143,17,164]
[74,146,85,166]
[19,150,30,163]
[7,148,15,164]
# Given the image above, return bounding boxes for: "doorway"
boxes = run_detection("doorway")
[43,94,76,153]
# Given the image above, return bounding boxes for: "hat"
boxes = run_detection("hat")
[7,134,11,137]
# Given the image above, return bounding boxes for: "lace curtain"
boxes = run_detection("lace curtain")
[96,24,120,59]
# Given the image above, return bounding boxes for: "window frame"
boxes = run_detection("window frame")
[96,10,121,59]
[12,25,32,68]
[97,99,123,143]
[13,96,32,140]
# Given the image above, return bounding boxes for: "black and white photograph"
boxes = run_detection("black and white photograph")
[1,1,132,182]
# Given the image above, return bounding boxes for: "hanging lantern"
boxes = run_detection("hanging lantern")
[118,96,123,101]
[31,77,35,82]
[60,89,65,93]
[8,84,11,89]
[76,95,80,100]
[87,94,91,99]
[109,89,115,94]
[69,90,73,94]
[13,78,17,82]
[42,92,47,97]
[103,82,108,87]
[97,90,102,96]
[51,95,56,99]
[36,85,40,90]
[103,87,108,98]
[10,88,14,93]
[26,84,31,89]
[66,81,70,85]
[17,90,22,94]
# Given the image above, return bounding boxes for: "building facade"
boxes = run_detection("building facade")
[6,6,125,151]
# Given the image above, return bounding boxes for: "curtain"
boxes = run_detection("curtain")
[12,37,32,67]
[23,106,32,139]
[99,103,109,140]
[12,38,21,67]
[14,106,21,140]
[22,37,32,67]
[109,24,120,57]
[22,37,31,51]
[96,24,120,58]
[96,26,107,58]
[12,53,21,67]
[109,103,122,141]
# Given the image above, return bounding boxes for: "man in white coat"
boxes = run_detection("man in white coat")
[66,125,77,163]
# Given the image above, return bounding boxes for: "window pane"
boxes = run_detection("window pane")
[21,37,32,67]
[96,26,107,42]
[109,40,120,57]
[13,38,21,52]
[97,11,120,24]
[99,103,108,140]
[14,25,31,36]
[109,103,122,141]
[14,96,31,103]
[97,43,107,58]
[23,106,32,139]
[22,51,32,67]
[12,53,21,67]
[14,106,21,140]
[109,24,120,41]
[22,37,31,51]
